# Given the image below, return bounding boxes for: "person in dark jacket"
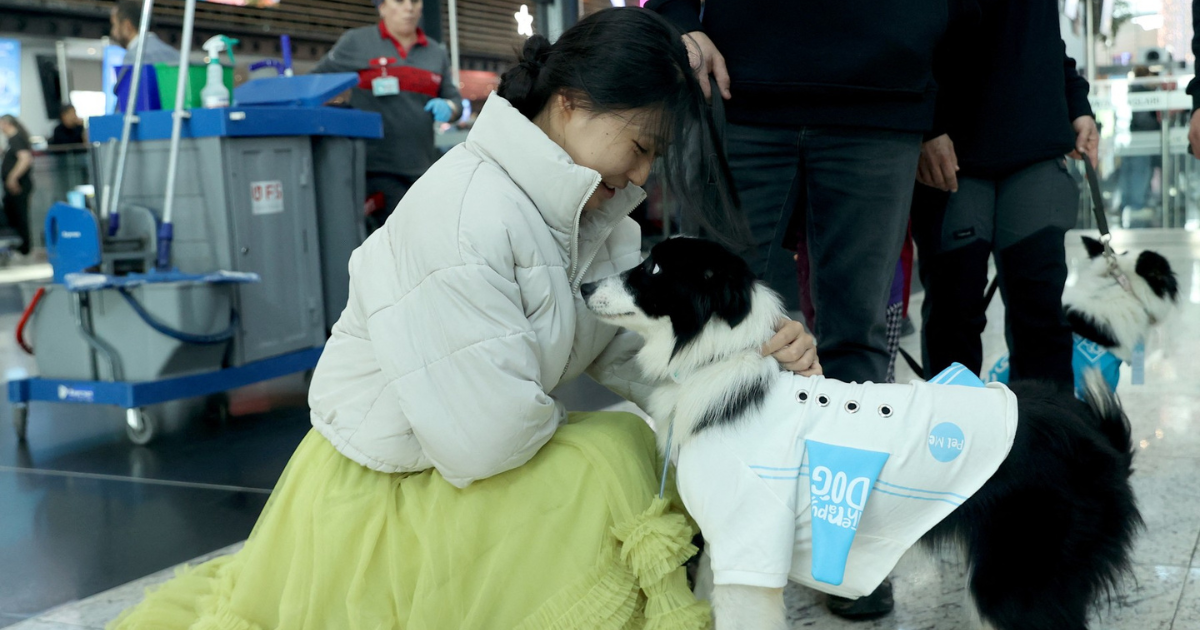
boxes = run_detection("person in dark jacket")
[647,0,970,619]
[1,115,34,255]
[910,0,1098,390]
[49,105,87,146]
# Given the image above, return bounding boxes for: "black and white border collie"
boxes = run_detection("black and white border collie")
[1066,235,1179,366]
[582,237,1141,630]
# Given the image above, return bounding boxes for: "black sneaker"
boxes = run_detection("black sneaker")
[826,579,894,620]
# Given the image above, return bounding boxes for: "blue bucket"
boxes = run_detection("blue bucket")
[114,64,162,112]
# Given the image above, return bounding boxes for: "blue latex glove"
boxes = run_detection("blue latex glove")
[424,98,454,123]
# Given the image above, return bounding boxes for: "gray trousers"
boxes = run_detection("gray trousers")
[911,158,1079,387]
[726,123,922,383]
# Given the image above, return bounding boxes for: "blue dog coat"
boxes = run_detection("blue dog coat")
[988,333,1121,398]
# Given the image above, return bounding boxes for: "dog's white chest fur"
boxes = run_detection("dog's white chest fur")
[672,372,1018,599]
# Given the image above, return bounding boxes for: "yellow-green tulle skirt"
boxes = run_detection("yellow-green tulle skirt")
[107,412,711,630]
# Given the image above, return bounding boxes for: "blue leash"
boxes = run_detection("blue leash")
[658,420,674,498]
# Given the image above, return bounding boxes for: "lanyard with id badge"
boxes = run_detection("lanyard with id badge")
[371,57,400,97]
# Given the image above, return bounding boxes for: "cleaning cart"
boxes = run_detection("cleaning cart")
[8,0,381,444]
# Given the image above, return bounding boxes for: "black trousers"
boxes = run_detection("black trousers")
[366,172,415,232]
[910,158,1078,388]
[725,122,922,383]
[2,186,32,255]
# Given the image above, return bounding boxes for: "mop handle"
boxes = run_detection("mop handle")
[105,0,157,236]
[158,0,199,270]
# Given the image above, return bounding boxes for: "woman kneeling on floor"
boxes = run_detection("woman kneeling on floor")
[108,8,819,630]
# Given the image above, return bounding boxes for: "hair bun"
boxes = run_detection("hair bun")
[498,34,553,118]
[518,34,552,78]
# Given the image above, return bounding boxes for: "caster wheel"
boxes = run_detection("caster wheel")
[125,408,157,446]
[203,394,231,427]
[13,405,28,442]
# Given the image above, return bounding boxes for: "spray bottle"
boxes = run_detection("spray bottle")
[200,35,239,108]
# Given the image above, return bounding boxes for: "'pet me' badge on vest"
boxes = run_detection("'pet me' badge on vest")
[928,423,966,462]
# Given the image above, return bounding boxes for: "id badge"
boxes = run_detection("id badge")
[372,76,400,97]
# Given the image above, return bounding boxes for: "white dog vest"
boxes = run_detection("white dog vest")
[675,364,1018,598]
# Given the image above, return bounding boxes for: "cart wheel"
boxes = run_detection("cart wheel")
[13,405,28,442]
[203,394,231,427]
[125,408,157,446]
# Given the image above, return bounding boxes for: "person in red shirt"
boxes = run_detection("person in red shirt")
[314,0,462,229]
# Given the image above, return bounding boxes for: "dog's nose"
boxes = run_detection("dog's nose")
[580,282,598,300]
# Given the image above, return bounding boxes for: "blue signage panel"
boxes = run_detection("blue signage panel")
[0,39,20,117]
[102,45,127,115]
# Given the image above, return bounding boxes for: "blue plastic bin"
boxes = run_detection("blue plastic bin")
[114,64,162,112]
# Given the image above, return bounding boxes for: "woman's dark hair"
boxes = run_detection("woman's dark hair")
[0,115,31,143]
[497,8,745,248]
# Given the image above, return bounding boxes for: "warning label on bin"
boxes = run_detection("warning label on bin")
[250,180,284,215]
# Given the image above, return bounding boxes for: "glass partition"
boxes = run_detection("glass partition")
[1085,73,1199,231]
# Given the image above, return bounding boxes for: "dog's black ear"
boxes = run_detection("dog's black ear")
[671,302,706,359]
[1135,250,1179,301]
[1081,236,1105,258]
[712,267,754,328]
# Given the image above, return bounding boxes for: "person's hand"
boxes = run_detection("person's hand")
[424,98,454,123]
[4,179,19,195]
[762,318,821,376]
[682,31,731,101]
[917,134,959,192]
[1068,115,1099,167]
[1189,110,1200,159]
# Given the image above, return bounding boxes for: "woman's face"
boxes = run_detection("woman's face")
[0,119,13,137]
[556,100,660,212]
[379,0,423,37]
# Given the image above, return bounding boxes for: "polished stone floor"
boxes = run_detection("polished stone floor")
[3,229,1199,629]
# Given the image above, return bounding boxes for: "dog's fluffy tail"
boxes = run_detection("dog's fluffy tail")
[1079,368,1143,605]
[1081,368,1134,471]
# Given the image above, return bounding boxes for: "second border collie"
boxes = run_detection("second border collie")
[989,235,1179,396]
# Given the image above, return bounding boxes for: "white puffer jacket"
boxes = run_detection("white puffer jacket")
[308,93,657,487]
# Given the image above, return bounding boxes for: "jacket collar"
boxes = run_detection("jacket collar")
[465,93,645,240]
[378,22,427,59]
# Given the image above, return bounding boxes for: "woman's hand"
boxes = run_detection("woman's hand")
[4,178,20,195]
[762,318,821,376]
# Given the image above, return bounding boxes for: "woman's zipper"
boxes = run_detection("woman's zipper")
[560,175,643,381]
[567,176,602,283]
[572,196,644,292]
